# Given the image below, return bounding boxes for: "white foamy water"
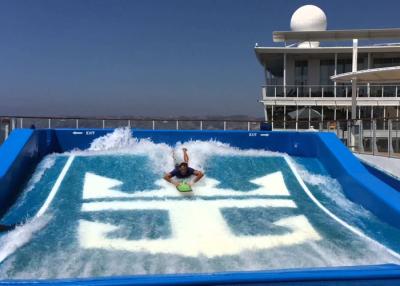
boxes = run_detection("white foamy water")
[289,159,371,218]
[22,155,57,195]
[0,215,51,264]
[70,127,286,174]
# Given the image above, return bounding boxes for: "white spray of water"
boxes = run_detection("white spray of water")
[289,159,371,218]
[70,127,285,174]
[26,155,56,193]
[0,215,51,264]
[1,154,57,221]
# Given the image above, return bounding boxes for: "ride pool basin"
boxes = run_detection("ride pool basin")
[0,129,399,280]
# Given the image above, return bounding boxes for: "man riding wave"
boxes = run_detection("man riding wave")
[163,148,204,188]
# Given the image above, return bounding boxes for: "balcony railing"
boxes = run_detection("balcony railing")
[262,84,400,98]
[0,116,399,158]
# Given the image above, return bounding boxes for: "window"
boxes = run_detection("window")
[320,59,335,97]
[295,60,308,97]
[373,57,400,68]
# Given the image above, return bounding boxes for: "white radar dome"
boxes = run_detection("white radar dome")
[290,5,327,48]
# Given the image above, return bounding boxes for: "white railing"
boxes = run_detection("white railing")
[262,84,400,98]
[0,116,399,158]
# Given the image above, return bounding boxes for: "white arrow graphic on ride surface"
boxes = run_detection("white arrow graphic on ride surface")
[83,173,126,199]
[78,213,320,258]
[82,171,290,200]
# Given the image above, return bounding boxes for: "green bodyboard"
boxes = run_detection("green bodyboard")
[177,182,192,192]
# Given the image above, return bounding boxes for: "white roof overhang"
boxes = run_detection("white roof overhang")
[273,28,400,43]
[331,66,400,83]
[254,45,400,55]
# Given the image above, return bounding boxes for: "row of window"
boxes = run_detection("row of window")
[266,106,399,122]
[265,55,400,87]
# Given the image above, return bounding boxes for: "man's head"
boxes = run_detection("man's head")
[178,162,188,174]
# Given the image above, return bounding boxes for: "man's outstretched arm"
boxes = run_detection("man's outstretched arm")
[164,173,179,186]
[182,148,189,163]
[190,170,204,185]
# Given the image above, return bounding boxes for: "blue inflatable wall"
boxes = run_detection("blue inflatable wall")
[1,128,400,285]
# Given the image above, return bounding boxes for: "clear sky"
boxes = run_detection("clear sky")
[0,0,399,118]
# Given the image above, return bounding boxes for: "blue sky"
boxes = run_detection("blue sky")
[0,0,399,118]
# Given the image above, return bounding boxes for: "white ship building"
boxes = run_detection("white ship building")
[255,5,400,130]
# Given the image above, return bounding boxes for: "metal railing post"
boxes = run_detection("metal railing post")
[388,119,392,157]
[128,120,131,128]
[176,120,179,130]
[20,118,23,128]
[336,120,340,138]
[48,118,51,129]
[347,120,351,148]
[200,121,203,130]
[223,121,226,131]
[247,122,250,131]
[76,119,79,129]
[373,120,377,155]
[152,120,155,130]
[102,120,105,129]
[396,120,399,156]
[370,119,373,154]
[359,120,363,152]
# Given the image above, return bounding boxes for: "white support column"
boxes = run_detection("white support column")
[334,53,338,97]
[264,105,268,121]
[262,87,267,100]
[334,107,337,121]
[283,106,286,129]
[351,39,358,120]
[4,124,9,140]
[271,106,274,128]
[283,53,287,97]
[321,107,324,123]
[367,52,371,97]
